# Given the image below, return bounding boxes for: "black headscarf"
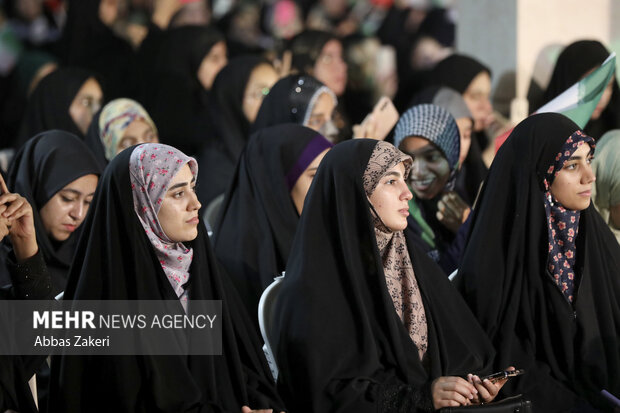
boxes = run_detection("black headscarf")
[58,0,134,98]
[273,139,495,412]
[197,55,271,205]
[15,67,98,149]
[456,113,620,412]
[5,131,102,295]
[83,109,108,171]
[430,55,490,205]
[431,54,491,95]
[48,145,283,412]
[0,356,37,413]
[251,74,335,132]
[145,25,225,156]
[289,29,338,74]
[213,124,332,326]
[541,40,620,138]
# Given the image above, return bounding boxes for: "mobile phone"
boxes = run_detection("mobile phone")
[361,96,399,141]
[479,369,525,383]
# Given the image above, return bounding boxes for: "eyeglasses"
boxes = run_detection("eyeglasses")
[79,96,102,114]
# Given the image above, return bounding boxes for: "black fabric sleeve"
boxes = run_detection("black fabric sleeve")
[6,250,53,300]
[377,381,434,413]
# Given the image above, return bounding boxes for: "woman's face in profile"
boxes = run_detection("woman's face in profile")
[157,164,202,242]
[69,77,103,135]
[197,41,228,90]
[550,143,596,211]
[368,162,413,232]
[116,119,159,155]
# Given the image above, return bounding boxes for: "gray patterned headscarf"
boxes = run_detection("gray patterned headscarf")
[363,141,428,361]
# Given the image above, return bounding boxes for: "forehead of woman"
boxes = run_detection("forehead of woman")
[21,67,99,137]
[8,130,101,208]
[252,74,332,131]
[431,54,491,94]
[290,30,339,71]
[129,144,197,211]
[157,25,225,76]
[211,56,271,117]
[546,40,610,97]
[502,113,585,175]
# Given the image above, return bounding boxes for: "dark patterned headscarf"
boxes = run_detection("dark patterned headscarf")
[362,141,429,360]
[542,130,595,302]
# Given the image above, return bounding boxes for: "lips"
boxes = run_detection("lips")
[410,177,434,191]
[186,216,199,225]
[63,224,77,232]
[399,208,410,217]
[578,190,591,197]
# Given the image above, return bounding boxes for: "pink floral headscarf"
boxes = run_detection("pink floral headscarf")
[129,144,198,312]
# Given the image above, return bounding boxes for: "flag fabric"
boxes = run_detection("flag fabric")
[496,52,616,151]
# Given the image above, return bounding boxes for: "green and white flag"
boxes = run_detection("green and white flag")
[496,52,616,151]
[536,52,616,127]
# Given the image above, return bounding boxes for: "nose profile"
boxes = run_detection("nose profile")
[189,191,202,211]
[70,200,87,223]
[401,183,413,201]
[583,163,596,184]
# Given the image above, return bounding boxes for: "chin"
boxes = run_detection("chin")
[52,232,71,242]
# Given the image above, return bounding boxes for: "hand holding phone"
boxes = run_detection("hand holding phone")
[479,368,525,384]
[354,96,399,141]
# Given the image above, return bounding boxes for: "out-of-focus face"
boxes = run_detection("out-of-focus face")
[591,77,614,120]
[462,71,492,132]
[69,77,103,135]
[242,63,279,123]
[550,143,596,211]
[399,136,450,200]
[157,164,202,242]
[116,119,158,155]
[304,92,336,132]
[368,162,413,231]
[313,39,347,96]
[197,41,228,90]
[39,174,99,242]
[290,148,329,215]
[455,117,473,165]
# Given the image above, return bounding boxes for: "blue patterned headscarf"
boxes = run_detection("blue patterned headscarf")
[542,130,595,303]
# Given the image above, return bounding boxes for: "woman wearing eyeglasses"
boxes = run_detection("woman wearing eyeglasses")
[197,56,279,207]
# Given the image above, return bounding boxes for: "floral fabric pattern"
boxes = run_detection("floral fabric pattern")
[129,144,197,312]
[363,141,427,361]
[542,130,595,303]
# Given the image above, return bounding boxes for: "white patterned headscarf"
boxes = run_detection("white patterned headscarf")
[129,144,197,312]
[100,98,158,161]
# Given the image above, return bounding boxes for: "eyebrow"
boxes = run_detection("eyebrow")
[383,171,402,179]
[403,145,440,157]
[567,149,595,161]
[60,188,96,197]
[167,177,196,191]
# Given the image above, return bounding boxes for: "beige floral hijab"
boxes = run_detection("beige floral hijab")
[363,141,428,361]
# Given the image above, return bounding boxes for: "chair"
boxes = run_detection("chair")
[202,193,225,237]
[448,269,458,281]
[258,273,285,381]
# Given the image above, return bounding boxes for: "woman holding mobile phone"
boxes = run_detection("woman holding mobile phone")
[273,139,512,411]
[457,113,620,411]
